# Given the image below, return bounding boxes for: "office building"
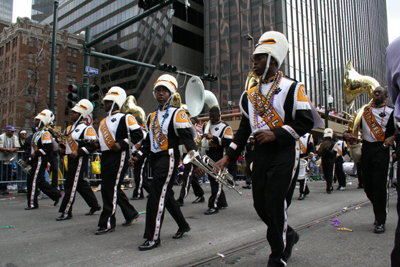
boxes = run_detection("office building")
[0,0,13,23]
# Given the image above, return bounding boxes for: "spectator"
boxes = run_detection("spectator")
[0,126,20,195]
[17,130,27,193]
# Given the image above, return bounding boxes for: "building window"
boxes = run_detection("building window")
[12,37,18,48]
[73,49,78,58]
[56,44,60,54]
[48,72,50,82]
[71,77,76,83]
[26,101,31,111]
[55,90,58,98]
[66,61,71,71]
[28,69,33,79]
[72,63,77,72]
[6,42,10,52]
[25,118,30,128]
[55,74,59,83]
[54,105,58,116]
[66,76,70,85]
[29,38,34,47]
[29,53,34,63]
[56,59,59,69]
[0,46,3,55]
[67,47,72,56]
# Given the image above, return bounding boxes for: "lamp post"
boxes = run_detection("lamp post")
[243,34,254,67]
[324,79,329,128]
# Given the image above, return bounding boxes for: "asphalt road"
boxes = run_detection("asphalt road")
[0,177,398,267]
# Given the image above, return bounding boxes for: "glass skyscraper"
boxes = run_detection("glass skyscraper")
[0,0,13,22]
[204,0,388,114]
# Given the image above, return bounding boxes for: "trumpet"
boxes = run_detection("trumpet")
[10,156,31,174]
[46,124,66,142]
[183,150,242,196]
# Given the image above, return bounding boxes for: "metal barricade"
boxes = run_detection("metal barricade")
[0,151,29,191]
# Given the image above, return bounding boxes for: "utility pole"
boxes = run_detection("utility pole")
[48,0,59,112]
[82,27,91,100]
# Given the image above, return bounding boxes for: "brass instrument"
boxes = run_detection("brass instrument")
[45,124,66,142]
[171,92,182,108]
[183,150,242,196]
[121,95,146,125]
[343,60,379,162]
[10,156,31,174]
[317,140,332,157]
[244,69,258,91]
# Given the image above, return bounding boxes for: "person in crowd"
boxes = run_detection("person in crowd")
[344,86,396,234]
[17,129,28,193]
[385,35,400,266]
[56,99,101,221]
[217,31,320,267]
[333,133,347,190]
[319,128,336,194]
[25,110,61,210]
[0,125,20,195]
[298,132,315,200]
[133,74,199,250]
[96,87,143,235]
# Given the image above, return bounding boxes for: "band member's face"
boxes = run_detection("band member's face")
[103,100,114,112]
[70,110,80,122]
[372,87,386,106]
[155,86,171,104]
[251,54,268,77]
[35,119,41,128]
[209,112,220,124]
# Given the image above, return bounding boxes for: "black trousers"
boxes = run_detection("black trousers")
[144,149,189,241]
[251,142,299,266]
[59,155,99,215]
[322,161,335,192]
[208,174,227,209]
[178,163,204,200]
[245,158,252,185]
[132,157,150,198]
[27,156,61,208]
[98,151,137,230]
[298,178,309,195]
[392,178,400,267]
[49,152,59,188]
[362,143,390,225]
[357,162,363,187]
[335,157,346,188]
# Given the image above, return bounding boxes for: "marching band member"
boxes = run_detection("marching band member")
[344,86,396,234]
[56,99,101,221]
[202,107,233,215]
[134,74,199,250]
[217,31,318,267]
[25,110,61,210]
[176,116,205,206]
[298,132,315,200]
[96,87,143,235]
[333,133,348,191]
[320,128,336,194]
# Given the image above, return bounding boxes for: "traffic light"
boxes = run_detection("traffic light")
[67,84,79,109]
[89,84,100,108]
[138,0,164,10]
[203,74,218,82]
[158,63,177,73]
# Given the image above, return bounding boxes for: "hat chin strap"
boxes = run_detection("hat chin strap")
[108,102,116,117]
[261,54,272,81]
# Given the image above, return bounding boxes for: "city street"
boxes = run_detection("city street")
[0,178,398,267]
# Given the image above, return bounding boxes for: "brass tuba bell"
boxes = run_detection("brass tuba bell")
[245,69,258,91]
[121,95,146,125]
[343,60,379,162]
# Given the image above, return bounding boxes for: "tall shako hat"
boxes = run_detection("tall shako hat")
[153,74,177,99]
[103,86,127,110]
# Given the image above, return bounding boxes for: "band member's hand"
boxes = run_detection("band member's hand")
[343,132,358,143]
[195,166,204,177]
[254,130,276,144]
[308,154,314,159]
[128,158,134,167]
[383,135,396,148]
[31,153,36,159]
[70,150,78,159]
[216,155,230,171]
[203,133,213,140]
[111,143,121,151]
[132,157,139,163]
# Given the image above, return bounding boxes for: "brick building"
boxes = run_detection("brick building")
[0,17,85,131]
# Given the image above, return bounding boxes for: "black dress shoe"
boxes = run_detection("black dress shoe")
[204,208,219,215]
[138,239,161,250]
[85,204,101,215]
[374,224,385,234]
[54,198,60,206]
[298,193,305,200]
[56,214,72,221]
[283,232,299,261]
[327,190,331,194]
[122,211,139,226]
[218,205,228,209]
[176,199,184,206]
[173,226,191,239]
[242,185,252,189]
[25,206,38,210]
[192,196,205,204]
[130,196,143,200]
[95,227,115,235]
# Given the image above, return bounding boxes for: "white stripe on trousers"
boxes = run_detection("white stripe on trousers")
[30,157,42,207]
[63,156,83,215]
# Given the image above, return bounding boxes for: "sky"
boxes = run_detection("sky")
[11,0,400,43]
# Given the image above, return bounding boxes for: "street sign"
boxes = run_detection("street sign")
[87,72,96,78]
[85,66,98,74]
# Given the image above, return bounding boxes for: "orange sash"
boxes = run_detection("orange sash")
[247,87,283,130]
[150,112,168,150]
[299,139,307,154]
[66,136,78,152]
[100,118,115,149]
[363,106,385,142]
